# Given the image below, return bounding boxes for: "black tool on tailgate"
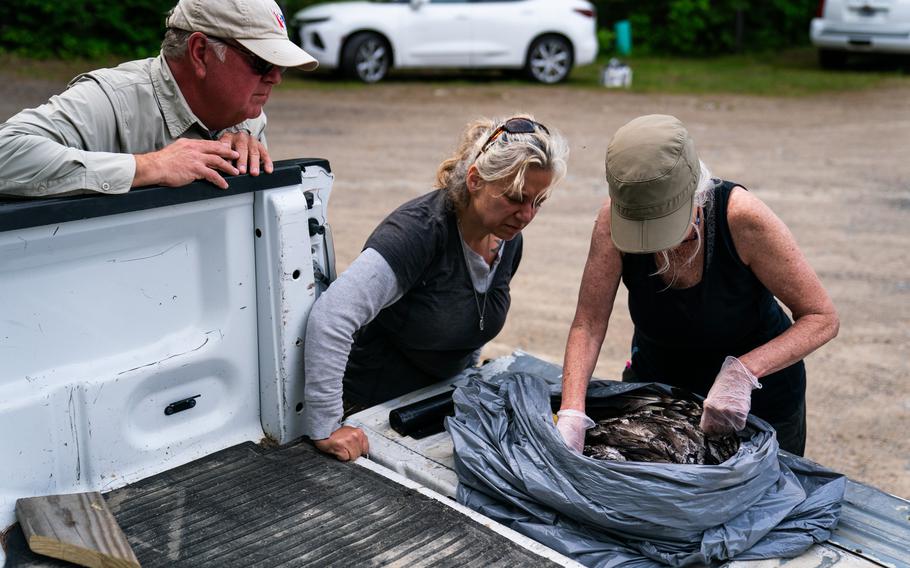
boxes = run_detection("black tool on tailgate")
[389,390,456,439]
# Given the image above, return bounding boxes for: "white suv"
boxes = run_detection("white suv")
[294,0,598,83]
[811,0,910,67]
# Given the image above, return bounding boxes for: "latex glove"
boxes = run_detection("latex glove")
[314,425,370,461]
[700,356,762,435]
[556,409,596,453]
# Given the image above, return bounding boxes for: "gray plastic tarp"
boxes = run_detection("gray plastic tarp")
[446,373,846,568]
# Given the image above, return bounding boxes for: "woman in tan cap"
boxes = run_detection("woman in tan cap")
[557,114,838,456]
[305,115,569,461]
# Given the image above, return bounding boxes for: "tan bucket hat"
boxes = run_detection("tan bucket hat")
[167,0,318,70]
[606,114,699,253]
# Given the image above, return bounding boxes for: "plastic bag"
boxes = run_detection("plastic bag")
[446,373,846,567]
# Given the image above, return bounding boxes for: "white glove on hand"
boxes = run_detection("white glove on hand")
[556,409,596,453]
[700,356,762,435]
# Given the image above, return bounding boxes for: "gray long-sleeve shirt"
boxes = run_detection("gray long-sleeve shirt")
[0,53,266,197]
[303,242,502,440]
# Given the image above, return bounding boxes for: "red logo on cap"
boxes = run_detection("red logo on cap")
[274,10,286,29]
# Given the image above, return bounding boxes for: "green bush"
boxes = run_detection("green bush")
[0,0,327,59]
[594,0,817,56]
[0,0,175,58]
[597,28,615,54]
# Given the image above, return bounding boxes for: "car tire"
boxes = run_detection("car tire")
[818,49,848,70]
[341,32,391,83]
[525,35,573,84]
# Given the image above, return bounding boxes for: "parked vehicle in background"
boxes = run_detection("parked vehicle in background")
[293,0,598,83]
[811,0,910,68]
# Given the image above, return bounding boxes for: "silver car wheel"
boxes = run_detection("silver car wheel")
[528,38,571,84]
[354,38,389,83]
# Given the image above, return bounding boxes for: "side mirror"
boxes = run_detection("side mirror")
[410,0,428,10]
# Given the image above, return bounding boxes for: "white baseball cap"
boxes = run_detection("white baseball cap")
[167,0,318,70]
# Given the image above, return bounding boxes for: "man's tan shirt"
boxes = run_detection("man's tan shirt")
[0,53,267,197]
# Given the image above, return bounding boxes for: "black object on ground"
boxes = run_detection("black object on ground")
[389,389,456,438]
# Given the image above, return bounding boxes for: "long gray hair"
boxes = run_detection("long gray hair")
[435,114,569,209]
[652,160,716,281]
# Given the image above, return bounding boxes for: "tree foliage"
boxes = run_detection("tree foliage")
[0,0,175,58]
[0,0,817,59]
[597,0,818,55]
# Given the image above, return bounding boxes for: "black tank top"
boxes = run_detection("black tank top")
[343,189,522,405]
[622,181,805,422]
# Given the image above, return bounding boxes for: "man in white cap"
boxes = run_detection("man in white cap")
[0,0,317,197]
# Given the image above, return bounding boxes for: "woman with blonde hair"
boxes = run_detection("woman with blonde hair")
[304,115,569,461]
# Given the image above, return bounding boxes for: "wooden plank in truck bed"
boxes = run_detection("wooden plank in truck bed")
[15,492,139,568]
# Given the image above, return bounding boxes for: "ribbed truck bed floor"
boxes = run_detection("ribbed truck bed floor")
[3,441,560,567]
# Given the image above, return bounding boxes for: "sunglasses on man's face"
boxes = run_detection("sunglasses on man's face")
[479,118,550,155]
[209,36,286,76]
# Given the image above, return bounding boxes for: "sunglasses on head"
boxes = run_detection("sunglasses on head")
[208,36,286,76]
[479,118,550,155]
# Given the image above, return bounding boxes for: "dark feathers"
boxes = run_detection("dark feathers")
[582,394,740,465]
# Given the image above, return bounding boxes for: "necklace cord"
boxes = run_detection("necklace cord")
[456,221,495,331]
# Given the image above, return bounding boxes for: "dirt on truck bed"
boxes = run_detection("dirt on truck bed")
[2,71,908,500]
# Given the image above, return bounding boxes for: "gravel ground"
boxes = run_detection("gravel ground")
[3,71,908,499]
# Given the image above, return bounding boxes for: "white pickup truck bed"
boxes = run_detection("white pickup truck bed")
[1,161,906,567]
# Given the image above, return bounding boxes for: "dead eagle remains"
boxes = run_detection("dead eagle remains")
[583,393,740,465]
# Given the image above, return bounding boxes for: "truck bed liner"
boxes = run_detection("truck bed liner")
[4,440,559,567]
